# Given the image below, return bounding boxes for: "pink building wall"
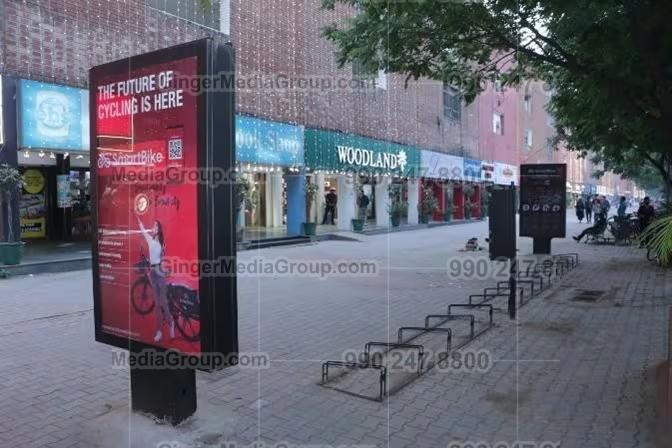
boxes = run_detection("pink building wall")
[477,83,520,166]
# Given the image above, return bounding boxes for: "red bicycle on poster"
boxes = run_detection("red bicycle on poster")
[131,248,200,343]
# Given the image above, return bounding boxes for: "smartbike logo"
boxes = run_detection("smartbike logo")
[97,150,164,168]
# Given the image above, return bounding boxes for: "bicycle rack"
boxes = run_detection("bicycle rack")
[397,327,452,353]
[364,342,425,374]
[319,255,580,402]
[321,361,387,402]
[425,314,475,339]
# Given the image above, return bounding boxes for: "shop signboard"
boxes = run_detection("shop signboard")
[20,168,47,238]
[90,39,237,363]
[520,164,567,239]
[463,158,482,182]
[420,150,464,180]
[304,129,420,176]
[236,115,303,166]
[56,174,72,208]
[494,162,519,186]
[481,162,495,182]
[18,79,90,151]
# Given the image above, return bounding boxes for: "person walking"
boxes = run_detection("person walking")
[575,197,585,223]
[617,196,627,218]
[584,195,593,224]
[322,188,338,225]
[638,197,655,231]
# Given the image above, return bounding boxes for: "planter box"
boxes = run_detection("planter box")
[302,222,317,236]
[0,242,25,265]
[390,215,401,227]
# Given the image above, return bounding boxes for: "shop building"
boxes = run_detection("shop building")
[235,115,305,237]
[304,128,421,231]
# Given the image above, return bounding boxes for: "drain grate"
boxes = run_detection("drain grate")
[572,289,606,302]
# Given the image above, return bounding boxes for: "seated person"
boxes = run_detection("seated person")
[573,212,607,242]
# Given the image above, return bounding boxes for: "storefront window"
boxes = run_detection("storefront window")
[70,170,92,238]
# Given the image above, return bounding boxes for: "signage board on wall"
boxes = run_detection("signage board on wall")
[304,128,420,176]
[463,158,482,182]
[56,174,72,208]
[18,79,90,151]
[494,163,519,186]
[236,115,303,166]
[90,39,237,364]
[420,151,464,180]
[519,163,567,238]
[20,169,47,238]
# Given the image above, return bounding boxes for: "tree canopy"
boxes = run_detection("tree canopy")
[323,0,672,193]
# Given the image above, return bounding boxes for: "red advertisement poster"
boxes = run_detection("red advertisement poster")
[92,56,201,353]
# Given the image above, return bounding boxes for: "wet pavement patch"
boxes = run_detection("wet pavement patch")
[571,289,606,302]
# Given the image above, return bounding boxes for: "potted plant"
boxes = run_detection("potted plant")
[463,183,476,220]
[464,200,474,220]
[352,186,369,232]
[443,204,454,222]
[0,164,25,265]
[443,186,454,222]
[302,181,319,236]
[419,186,438,224]
[388,199,407,227]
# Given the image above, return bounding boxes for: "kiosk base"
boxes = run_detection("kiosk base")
[130,365,196,425]
[533,238,552,255]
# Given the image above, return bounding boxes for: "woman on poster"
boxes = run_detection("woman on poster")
[137,214,175,343]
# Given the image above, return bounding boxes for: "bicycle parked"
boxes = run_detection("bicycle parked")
[131,249,201,342]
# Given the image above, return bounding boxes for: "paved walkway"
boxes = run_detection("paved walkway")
[0,219,670,448]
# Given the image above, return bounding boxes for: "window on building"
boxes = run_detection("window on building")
[492,113,504,135]
[146,0,222,31]
[546,137,555,159]
[374,70,388,90]
[525,129,533,148]
[523,95,532,113]
[443,84,461,122]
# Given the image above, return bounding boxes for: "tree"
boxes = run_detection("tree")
[322,0,672,195]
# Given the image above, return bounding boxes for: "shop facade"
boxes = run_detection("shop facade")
[419,150,465,221]
[6,78,92,242]
[304,129,421,231]
[235,115,305,237]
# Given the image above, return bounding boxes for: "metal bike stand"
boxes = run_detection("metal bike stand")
[363,342,426,374]
[424,314,476,339]
[397,327,452,354]
[320,361,388,402]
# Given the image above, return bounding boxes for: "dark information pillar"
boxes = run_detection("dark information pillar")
[130,352,196,425]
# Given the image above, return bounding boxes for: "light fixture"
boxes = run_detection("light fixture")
[23,150,30,158]
[38,150,46,158]
[49,152,56,159]
[64,152,69,159]
[76,155,84,160]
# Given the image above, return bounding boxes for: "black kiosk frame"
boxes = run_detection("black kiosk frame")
[90,39,237,424]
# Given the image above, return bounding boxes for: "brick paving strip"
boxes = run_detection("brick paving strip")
[0,222,670,448]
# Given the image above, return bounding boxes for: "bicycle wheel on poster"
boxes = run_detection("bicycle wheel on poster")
[131,277,156,315]
[168,285,201,343]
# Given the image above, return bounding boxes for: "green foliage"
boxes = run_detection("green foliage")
[388,199,407,217]
[641,214,672,267]
[304,181,320,222]
[234,175,252,214]
[324,0,672,192]
[419,186,439,216]
[0,164,23,196]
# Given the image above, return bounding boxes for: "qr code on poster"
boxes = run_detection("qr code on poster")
[168,138,183,160]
